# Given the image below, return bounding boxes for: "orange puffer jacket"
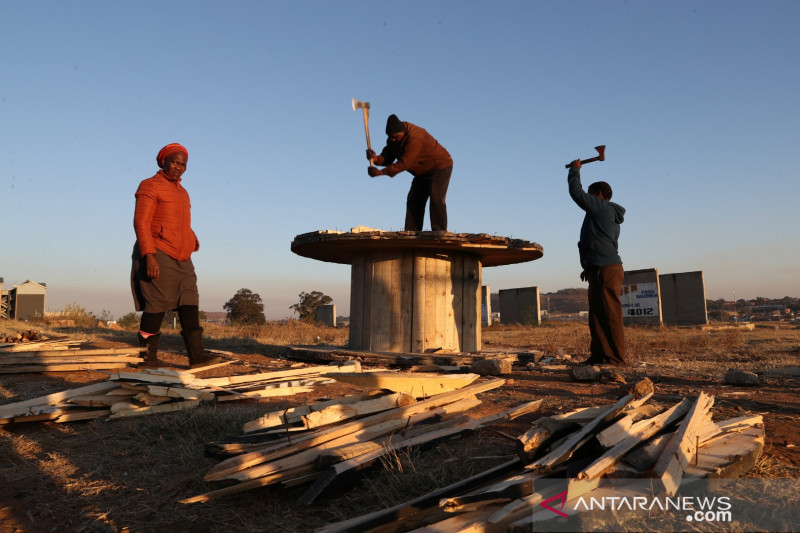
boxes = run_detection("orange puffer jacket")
[133,170,198,261]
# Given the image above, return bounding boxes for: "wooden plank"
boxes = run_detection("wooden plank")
[198,363,359,387]
[653,392,715,496]
[315,460,522,533]
[302,391,416,428]
[145,386,215,401]
[434,256,447,350]
[321,371,479,397]
[223,397,484,483]
[216,386,314,400]
[68,393,138,407]
[242,390,390,433]
[372,254,391,351]
[0,381,119,418]
[362,254,374,350]
[452,253,464,352]
[443,256,456,351]
[0,363,131,373]
[180,465,316,504]
[0,355,143,365]
[348,251,365,349]
[462,254,480,352]
[203,378,503,481]
[596,402,664,448]
[424,255,438,351]
[577,398,692,479]
[0,347,145,358]
[108,399,200,419]
[526,393,636,472]
[399,250,414,352]
[412,253,427,353]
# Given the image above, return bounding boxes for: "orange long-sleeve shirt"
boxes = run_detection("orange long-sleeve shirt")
[133,170,198,261]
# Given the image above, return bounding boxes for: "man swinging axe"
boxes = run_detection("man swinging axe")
[365,114,454,232]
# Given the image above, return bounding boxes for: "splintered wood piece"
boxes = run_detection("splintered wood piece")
[301,392,416,428]
[242,390,390,433]
[653,392,715,496]
[577,398,692,480]
[526,393,636,472]
[596,403,663,448]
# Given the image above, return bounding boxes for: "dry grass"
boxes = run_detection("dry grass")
[483,321,800,375]
[1,319,798,532]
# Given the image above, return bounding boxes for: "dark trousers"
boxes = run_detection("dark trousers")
[586,264,627,365]
[405,166,452,231]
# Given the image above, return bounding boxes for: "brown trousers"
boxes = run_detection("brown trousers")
[586,263,626,365]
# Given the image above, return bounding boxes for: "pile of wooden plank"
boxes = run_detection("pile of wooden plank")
[286,345,522,370]
[318,380,765,532]
[0,336,145,373]
[182,377,544,505]
[0,361,361,425]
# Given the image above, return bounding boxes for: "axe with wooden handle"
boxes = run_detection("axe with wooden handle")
[565,145,606,168]
[352,98,373,167]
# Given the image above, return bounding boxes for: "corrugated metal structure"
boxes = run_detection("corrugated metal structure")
[1,280,47,321]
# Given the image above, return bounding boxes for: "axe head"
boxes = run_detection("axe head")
[352,98,370,111]
[595,145,606,161]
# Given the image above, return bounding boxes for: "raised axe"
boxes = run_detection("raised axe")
[565,145,606,168]
[352,98,373,167]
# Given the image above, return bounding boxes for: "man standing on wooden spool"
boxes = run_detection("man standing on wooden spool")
[366,114,453,232]
[567,149,628,366]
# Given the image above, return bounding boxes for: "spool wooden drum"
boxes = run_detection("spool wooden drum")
[291,230,543,354]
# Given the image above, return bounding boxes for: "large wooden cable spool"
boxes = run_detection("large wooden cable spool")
[291,230,543,354]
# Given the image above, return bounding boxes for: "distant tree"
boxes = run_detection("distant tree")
[118,312,139,329]
[290,291,332,322]
[224,288,267,325]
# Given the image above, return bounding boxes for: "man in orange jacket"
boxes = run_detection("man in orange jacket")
[367,114,453,231]
[131,143,221,369]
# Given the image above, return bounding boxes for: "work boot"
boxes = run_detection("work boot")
[137,332,161,367]
[181,327,223,369]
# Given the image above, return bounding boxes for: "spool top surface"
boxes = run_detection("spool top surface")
[291,229,544,267]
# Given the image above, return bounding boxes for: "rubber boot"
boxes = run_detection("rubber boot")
[137,332,161,367]
[181,327,222,369]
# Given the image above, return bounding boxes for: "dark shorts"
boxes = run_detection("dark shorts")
[130,245,199,313]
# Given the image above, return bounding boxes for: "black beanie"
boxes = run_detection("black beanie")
[385,114,404,135]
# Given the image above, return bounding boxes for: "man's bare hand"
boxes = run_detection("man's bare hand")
[570,159,582,169]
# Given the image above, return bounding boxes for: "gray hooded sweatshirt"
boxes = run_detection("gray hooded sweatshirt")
[568,168,625,269]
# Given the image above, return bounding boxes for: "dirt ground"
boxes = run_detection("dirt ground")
[1,328,798,532]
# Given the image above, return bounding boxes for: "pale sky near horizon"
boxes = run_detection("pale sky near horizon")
[2,1,798,320]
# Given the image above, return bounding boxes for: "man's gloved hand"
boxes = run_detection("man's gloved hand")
[368,166,382,178]
[366,149,376,161]
[570,159,582,169]
[580,270,587,282]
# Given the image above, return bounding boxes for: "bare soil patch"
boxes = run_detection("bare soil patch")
[1,321,798,532]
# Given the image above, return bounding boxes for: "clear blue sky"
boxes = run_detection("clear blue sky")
[2,1,798,319]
